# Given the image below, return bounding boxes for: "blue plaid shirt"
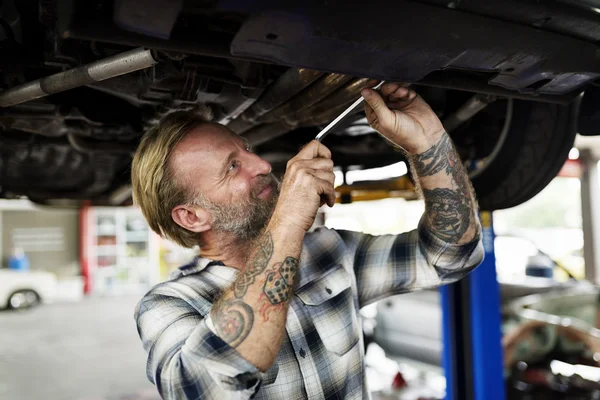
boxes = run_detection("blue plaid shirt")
[135,222,484,399]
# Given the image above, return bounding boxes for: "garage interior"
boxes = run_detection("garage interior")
[1,139,600,400]
[4,1,600,400]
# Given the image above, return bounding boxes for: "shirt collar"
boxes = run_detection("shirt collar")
[169,256,231,280]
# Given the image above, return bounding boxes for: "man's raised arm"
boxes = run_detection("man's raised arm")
[412,131,479,244]
[362,84,481,247]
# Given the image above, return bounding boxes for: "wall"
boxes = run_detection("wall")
[2,209,79,278]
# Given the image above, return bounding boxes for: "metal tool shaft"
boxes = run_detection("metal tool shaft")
[315,81,385,142]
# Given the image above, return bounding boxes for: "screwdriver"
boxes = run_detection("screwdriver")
[314,80,385,142]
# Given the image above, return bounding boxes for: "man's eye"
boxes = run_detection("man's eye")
[228,161,238,171]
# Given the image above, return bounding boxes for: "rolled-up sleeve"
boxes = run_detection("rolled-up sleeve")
[134,286,265,399]
[338,219,484,308]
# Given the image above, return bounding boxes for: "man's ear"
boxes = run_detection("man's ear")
[171,205,211,233]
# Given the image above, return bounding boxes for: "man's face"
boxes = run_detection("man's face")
[170,123,280,240]
[196,174,279,240]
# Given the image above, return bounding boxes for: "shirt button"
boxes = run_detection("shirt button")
[299,348,306,358]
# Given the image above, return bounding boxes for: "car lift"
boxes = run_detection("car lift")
[441,211,505,400]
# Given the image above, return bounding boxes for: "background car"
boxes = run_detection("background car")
[0,269,58,309]
[0,1,598,209]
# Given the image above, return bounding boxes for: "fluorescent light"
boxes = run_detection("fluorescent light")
[345,162,408,184]
[550,360,600,381]
[334,170,344,188]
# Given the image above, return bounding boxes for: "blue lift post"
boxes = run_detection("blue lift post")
[441,211,506,400]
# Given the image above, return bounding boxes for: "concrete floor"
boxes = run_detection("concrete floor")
[0,295,159,400]
[0,294,445,400]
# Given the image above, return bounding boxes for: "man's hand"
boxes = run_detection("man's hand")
[271,140,335,233]
[362,83,444,154]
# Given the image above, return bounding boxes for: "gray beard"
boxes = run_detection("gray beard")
[198,174,280,241]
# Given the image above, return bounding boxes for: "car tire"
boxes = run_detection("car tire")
[8,289,40,310]
[468,97,581,211]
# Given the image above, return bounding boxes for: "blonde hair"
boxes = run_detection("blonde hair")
[131,110,211,248]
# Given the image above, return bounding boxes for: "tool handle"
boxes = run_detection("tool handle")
[315,80,385,142]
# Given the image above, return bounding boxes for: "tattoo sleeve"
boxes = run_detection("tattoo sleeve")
[211,232,300,350]
[233,234,274,298]
[413,133,454,176]
[412,132,478,244]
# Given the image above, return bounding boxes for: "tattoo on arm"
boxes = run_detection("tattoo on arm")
[233,234,274,298]
[259,257,298,321]
[422,188,470,243]
[212,233,300,346]
[412,132,476,243]
[213,299,254,347]
[214,234,274,347]
[413,133,453,177]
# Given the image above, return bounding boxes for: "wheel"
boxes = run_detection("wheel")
[8,289,40,310]
[453,96,581,211]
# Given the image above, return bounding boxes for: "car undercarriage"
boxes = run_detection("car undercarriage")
[1,0,600,209]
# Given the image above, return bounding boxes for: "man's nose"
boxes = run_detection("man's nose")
[247,152,272,177]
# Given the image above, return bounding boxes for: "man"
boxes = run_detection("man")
[132,83,484,399]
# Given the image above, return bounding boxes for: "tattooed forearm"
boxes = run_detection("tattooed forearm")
[423,188,470,243]
[412,132,478,243]
[212,234,274,347]
[212,232,301,348]
[413,133,454,177]
[213,299,254,347]
[259,257,298,321]
[263,257,298,305]
[234,234,274,298]
[208,224,304,371]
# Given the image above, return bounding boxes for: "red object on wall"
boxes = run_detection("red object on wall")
[79,201,91,294]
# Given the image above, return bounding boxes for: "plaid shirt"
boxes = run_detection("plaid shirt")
[135,222,484,399]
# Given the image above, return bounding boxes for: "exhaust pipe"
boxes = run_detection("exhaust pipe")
[227,68,323,134]
[241,77,382,145]
[258,73,353,123]
[0,48,159,108]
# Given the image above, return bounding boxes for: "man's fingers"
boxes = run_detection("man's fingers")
[287,158,334,175]
[305,171,336,207]
[363,102,377,130]
[325,188,336,207]
[310,170,335,186]
[380,82,400,97]
[389,87,419,105]
[316,179,336,207]
[386,88,421,113]
[361,88,392,122]
[295,140,332,160]
[388,87,411,101]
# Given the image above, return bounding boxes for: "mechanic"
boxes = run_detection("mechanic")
[131,83,484,399]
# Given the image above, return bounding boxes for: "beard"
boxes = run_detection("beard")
[197,174,280,241]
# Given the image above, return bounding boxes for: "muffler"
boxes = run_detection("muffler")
[0,48,159,108]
